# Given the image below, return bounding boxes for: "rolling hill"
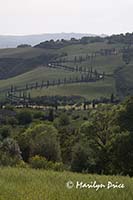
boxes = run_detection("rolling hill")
[0,35,132,102]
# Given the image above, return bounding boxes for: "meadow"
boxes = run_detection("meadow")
[0,47,53,59]
[0,167,132,200]
[0,67,81,91]
[0,41,132,100]
[28,77,116,100]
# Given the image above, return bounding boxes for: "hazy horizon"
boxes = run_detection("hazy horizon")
[0,0,133,35]
[0,32,106,36]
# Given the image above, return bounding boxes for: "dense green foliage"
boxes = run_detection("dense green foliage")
[0,97,132,176]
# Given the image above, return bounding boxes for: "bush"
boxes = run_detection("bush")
[17,110,32,125]
[71,142,96,173]
[71,143,89,172]
[58,113,70,126]
[5,116,18,126]
[0,152,20,166]
[50,162,65,172]
[0,138,22,166]
[29,155,64,171]
[0,126,11,140]
[16,160,29,168]
[72,114,80,120]
[32,111,44,119]
[29,155,48,169]
[22,124,62,162]
[83,116,88,120]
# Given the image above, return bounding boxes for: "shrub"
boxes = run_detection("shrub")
[83,116,88,120]
[71,142,96,173]
[50,162,65,172]
[17,110,32,125]
[72,114,80,120]
[16,160,29,168]
[0,126,11,140]
[29,155,64,171]
[0,152,20,166]
[32,111,44,119]
[58,113,70,126]
[29,155,48,169]
[0,138,22,166]
[6,116,18,126]
[21,124,61,162]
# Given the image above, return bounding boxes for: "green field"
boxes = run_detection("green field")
[28,77,116,100]
[59,42,124,75]
[0,47,53,59]
[0,41,132,100]
[0,67,80,91]
[58,42,124,55]
[62,54,123,75]
[0,168,132,200]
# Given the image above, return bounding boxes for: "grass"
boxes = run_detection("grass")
[0,42,129,100]
[28,77,116,100]
[59,42,125,55]
[0,42,124,59]
[0,167,132,200]
[0,64,116,101]
[58,42,125,76]
[0,67,81,91]
[118,64,133,87]
[115,63,133,98]
[64,54,123,75]
[0,47,53,59]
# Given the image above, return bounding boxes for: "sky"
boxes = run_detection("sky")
[0,0,133,35]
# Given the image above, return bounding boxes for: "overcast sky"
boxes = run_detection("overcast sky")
[0,0,133,35]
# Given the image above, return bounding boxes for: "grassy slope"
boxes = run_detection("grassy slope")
[115,63,133,98]
[58,42,124,55]
[0,67,80,91]
[0,47,52,59]
[29,77,116,100]
[0,47,57,80]
[58,42,124,75]
[0,42,128,99]
[63,54,123,75]
[121,64,133,87]
[0,168,132,200]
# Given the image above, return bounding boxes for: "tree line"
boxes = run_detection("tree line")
[34,32,133,49]
[5,70,104,103]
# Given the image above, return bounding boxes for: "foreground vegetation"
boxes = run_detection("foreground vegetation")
[0,97,133,176]
[0,167,132,200]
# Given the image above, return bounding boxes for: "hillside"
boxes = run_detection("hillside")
[0,67,81,91]
[0,47,57,79]
[115,64,133,99]
[0,168,132,200]
[27,77,115,100]
[0,34,133,102]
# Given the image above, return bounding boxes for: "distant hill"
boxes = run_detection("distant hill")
[0,32,132,100]
[0,33,106,48]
